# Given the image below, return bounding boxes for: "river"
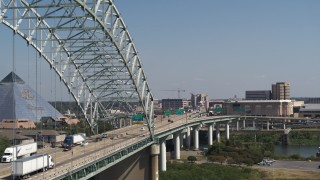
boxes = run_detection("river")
[275,145,319,158]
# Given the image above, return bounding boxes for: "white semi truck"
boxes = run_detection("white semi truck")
[1,142,37,162]
[12,154,54,179]
[63,133,86,148]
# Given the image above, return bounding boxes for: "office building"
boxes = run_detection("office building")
[272,82,290,100]
[162,99,183,111]
[223,100,303,117]
[299,104,320,118]
[245,90,272,100]
[191,93,209,111]
[293,97,320,104]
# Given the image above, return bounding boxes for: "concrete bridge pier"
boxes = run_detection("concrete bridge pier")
[243,119,246,129]
[216,123,220,143]
[119,119,123,128]
[236,120,239,131]
[225,122,230,140]
[252,120,255,128]
[180,133,184,149]
[194,126,200,150]
[283,120,286,130]
[267,120,270,131]
[186,127,191,149]
[151,144,160,180]
[208,124,213,146]
[160,140,166,171]
[174,133,180,159]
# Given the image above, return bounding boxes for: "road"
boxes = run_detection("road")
[0,114,191,179]
[1,113,319,179]
[255,160,320,171]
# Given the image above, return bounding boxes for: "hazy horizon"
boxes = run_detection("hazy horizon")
[1,0,320,100]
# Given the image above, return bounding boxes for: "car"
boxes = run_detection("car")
[140,134,146,137]
[102,134,108,138]
[140,127,145,131]
[95,137,102,142]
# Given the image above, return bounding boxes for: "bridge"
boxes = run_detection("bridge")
[0,114,310,179]
[48,114,311,180]
[0,1,316,180]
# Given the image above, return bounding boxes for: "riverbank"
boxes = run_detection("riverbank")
[171,150,320,179]
[254,165,320,179]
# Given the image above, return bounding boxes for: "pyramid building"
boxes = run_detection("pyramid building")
[0,72,63,122]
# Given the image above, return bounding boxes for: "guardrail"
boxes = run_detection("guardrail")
[54,138,153,180]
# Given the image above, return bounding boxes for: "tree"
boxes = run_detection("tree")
[187,156,197,163]
[0,136,10,153]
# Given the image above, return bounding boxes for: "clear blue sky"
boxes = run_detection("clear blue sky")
[115,0,320,99]
[0,1,320,100]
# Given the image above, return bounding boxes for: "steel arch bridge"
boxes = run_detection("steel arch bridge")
[0,0,154,136]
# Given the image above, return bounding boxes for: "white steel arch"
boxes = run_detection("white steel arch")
[0,0,154,136]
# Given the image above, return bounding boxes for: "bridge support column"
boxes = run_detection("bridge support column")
[194,127,199,150]
[267,120,270,131]
[186,127,191,149]
[243,119,246,129]
[119,119,123,128]
[252,120,255,128]
[236,120,239,131]
[160,140,166,171]
[283,120,286,130]
[226,123,230,140]
[208,124,213,146]
[151,144,160,180]
[180,134,184,149]
[174,133,180,159]
[216,124,220,143]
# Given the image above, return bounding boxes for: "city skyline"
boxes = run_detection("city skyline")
[0,1,320,100]
[115,0,320,99]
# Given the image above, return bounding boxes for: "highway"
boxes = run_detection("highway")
[2,113,309,179]
[0,114,194,179]
[255,160,320,171]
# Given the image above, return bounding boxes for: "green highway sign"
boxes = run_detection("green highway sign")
[235,107,245,112]
[164,111,172,116]
[176,109,184,115]
[132,114,144,121]
[214,107,223,112]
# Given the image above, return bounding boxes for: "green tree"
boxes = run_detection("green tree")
[0,136,10,154]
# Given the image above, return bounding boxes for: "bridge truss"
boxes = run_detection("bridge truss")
[0,0,154,136]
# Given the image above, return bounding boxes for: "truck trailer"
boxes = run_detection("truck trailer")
[12,154,54,179]
[63,133,86,147]
[1,142,37,162]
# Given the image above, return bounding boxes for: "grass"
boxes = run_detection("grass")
[160,162,262,180]
[255,167,320,179]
